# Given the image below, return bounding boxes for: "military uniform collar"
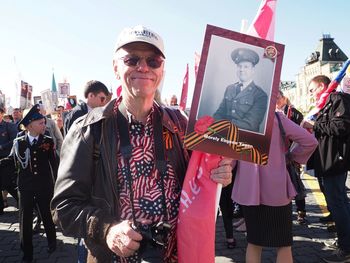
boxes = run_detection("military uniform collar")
[241,80,253,90]
[27,133,39,144]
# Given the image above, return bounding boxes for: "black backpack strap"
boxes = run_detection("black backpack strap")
[275,112,287,146]
[91,121,102,161]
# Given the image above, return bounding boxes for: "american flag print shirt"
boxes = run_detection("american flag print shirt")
[114,100,181,263]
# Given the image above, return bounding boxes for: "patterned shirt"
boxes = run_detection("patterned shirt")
[114,99,181,263]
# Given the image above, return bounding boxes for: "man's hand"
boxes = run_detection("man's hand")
[106,220,143,257]
[210,158,233,187]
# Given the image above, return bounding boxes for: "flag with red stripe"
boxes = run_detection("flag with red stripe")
[179,64,189,110]
[247,0,277,41]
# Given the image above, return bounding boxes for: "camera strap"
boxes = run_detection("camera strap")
[117,103,169,225]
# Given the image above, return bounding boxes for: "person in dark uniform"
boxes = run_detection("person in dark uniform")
[213,48,268,133]
[12,104,58,262]
[0,107,18,214]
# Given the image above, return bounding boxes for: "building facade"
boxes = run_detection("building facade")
[283,34,348,113]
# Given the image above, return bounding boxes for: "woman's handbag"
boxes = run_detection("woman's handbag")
[275,113,306,200]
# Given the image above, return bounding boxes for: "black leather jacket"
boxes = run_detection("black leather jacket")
[312,92,350,177]
[51,99,189,262]
[63,102,89,135]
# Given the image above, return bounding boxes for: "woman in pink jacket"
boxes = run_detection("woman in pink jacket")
[232,112,318,263]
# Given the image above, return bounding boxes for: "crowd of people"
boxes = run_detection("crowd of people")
[0,25,349,263]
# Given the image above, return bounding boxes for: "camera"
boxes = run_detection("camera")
[132,221,171,263]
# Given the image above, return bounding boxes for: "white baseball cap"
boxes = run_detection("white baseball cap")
[115,25,165,58]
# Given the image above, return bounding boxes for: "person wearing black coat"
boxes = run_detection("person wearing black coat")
[12,104,58,263]
[0,107,18,214]
[63,80,109,135]
[303,75,350,262]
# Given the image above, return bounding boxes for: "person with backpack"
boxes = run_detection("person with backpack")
[303,75,350,262]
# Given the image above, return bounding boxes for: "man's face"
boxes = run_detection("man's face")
[309,81,326,101]
[87,91,108,108]
[236,61,255,83]
[113,42,164,100]
[56,106,64,114]
[0,111,4,122]
[12,109,22,120]
[27,118,46,135]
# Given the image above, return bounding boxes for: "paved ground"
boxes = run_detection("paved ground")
[0,172,349,263]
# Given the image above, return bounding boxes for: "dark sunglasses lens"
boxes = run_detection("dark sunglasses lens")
[123,56,163,68]
[146,57,163,68]
[123,56,140,66]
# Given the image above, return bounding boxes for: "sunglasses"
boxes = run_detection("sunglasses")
[97,95,106,103]
[119,55,164,69]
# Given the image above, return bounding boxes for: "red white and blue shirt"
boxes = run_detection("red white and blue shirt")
[114,99,180,263]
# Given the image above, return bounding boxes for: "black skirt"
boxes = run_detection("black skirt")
[242,203,292,247]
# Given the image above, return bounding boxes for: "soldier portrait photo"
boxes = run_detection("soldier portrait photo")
[196,32,277,135]
[187,25,284,161]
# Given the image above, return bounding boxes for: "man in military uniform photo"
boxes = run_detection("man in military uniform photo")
[12,104,57,262]
[213,47,268,133]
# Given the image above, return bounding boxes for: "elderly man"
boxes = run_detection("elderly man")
[52,25,232,262]
[213,48,268,133]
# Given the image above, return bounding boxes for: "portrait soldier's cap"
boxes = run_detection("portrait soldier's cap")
[18,104,45,129]
[231,48,259,66]
[114,25,165,58]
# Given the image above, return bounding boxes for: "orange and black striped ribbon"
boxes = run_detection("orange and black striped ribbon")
[184,120,268,165]
[185,120,239,151]
[163,130,173,150]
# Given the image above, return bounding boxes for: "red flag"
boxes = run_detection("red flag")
[194,52,201,79]
[179,64,189,110]
[177,151,221,263]
[116,85,122,98]
[247,0,277,41]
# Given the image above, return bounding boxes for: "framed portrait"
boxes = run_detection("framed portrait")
[185,24,284,165]
[40,89,55,114]
[58,83,70,98]
[33,96,42,105]
[67,95,77,108]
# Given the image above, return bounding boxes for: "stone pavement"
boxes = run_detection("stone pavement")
[0,173,349,263]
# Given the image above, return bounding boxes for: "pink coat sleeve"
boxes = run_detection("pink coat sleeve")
[279,112,318,164]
